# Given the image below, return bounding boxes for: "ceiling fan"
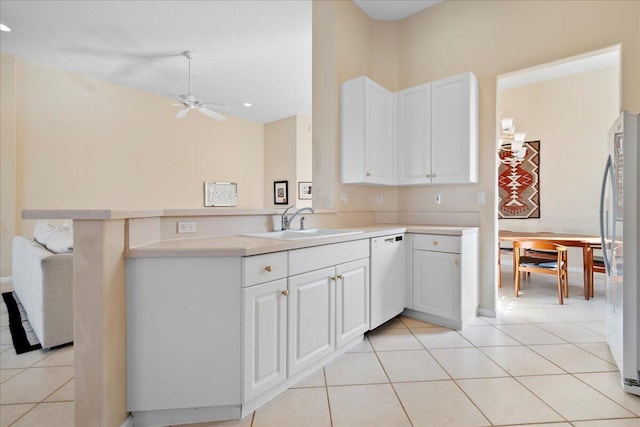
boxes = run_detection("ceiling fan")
[169,51,229,121]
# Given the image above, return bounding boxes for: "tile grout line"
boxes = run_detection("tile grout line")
[405,319,498,426]
[322,368,335,427]
[370,332,414,427]
[496,273,638,423]
[464,320,570,425]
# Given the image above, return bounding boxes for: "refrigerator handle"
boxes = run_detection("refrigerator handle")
[599,155,612,274]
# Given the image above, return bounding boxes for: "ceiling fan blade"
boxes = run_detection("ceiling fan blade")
[201,102,231,110]
[198,107,227,121]
[175,108,189,119]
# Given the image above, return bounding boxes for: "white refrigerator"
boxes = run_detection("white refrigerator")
[600,111,640,396]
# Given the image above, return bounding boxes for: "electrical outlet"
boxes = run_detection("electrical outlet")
[177,221,197,233]
[340,192,348,204]
[434,193,441,205]
[376,195,383,205]
[477,192,486,204]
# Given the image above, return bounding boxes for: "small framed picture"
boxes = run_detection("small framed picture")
[274,181,289,205]
[298,182,312,200]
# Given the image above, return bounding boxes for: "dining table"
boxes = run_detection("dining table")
[499,230,602,300]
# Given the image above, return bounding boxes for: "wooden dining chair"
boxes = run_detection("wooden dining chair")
[590,243,605,298]
[514,240,568,304]
[497,244,510,288]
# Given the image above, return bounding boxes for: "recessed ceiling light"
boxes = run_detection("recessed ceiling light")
[243,102,252,107]
[0,24,11,32]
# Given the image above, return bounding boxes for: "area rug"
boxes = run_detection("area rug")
[2,292,42,354]
[498,140,541,219]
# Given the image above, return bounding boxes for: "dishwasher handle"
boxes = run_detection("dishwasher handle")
[374,234,404,247]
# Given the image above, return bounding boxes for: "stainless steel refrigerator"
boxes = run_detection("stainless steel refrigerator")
[600,111,640,396]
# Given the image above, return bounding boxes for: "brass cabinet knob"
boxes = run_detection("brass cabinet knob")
[330,276,336,282]
[265,266,273,272]
[455,260,460,266]
[432,240,438,246]
[281,289,289,296]
[366,172,371,176]
[336,274,343,280]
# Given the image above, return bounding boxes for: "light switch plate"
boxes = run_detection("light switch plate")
[340,192,348,204]
[434,193,441,205]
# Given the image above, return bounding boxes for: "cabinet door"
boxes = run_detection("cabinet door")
[242,279,288,403]
[288,267,335,376]
[397,83,432,185]
[336,258,369,348]
[412,250,461,320]
[365,79,393,184]
[431,72,478,184]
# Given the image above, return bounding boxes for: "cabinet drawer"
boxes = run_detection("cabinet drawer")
[289,240,369,276]
[242,252,288,287]
[413,234,460,253]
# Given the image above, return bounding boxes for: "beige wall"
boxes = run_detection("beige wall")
[313,0,400,214]
[295,115,313,208]
[1,55,265,276]
[264,116,297,208]
[498,66,619,234]
[397,0,638,311]
[263,115,312,210]
[1,54,17,277]
[313,0,640,312]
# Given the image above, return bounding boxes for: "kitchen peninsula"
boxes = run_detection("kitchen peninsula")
[22,208,478,427]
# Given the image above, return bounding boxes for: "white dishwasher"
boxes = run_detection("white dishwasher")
[370,234,406,330]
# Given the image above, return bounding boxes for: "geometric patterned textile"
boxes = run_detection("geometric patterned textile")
[498,140,540,219]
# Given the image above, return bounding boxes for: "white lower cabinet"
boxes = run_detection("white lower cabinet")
[287,258,369,376]
[242,278,288,403]
[125,231,481,426]
[411,233,478,329]
[288,267,336,376]
[336,258,369,348]
[413,250,460,319]
[287,240,370,376]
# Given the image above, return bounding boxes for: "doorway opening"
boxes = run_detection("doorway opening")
[494,45,621,311]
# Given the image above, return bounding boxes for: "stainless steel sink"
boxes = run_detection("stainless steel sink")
[244,229,363,240]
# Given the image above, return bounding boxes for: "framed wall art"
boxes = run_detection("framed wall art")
[204,181,238,207]
[298,182,312,200]
[498,140,540,219]
[274,180,289,205]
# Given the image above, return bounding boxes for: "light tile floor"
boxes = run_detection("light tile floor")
[2,272,640,427]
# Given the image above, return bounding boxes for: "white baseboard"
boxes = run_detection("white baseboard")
[120,415,134,427]
[477,307,496,318]
[0,276,12,284]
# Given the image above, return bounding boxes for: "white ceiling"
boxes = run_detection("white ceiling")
[0,1,443,124]
[354,0,442,20]
[0,1,312,124]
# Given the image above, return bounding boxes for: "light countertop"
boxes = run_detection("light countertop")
[125,225,478,258]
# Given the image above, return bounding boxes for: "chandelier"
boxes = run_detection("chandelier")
[497,109,527,165]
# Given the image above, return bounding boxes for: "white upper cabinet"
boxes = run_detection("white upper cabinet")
[397,83,432,185]
[340,76,394,185]
[342,72,478,186]
[397,72,478,185]
[430,72,478,184]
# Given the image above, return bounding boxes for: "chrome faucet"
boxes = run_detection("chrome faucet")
[281,206,314,230]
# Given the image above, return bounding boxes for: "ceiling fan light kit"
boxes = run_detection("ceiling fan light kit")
[170,50,228,122]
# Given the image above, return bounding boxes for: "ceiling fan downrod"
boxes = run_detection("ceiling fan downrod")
[184,50,193,95]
